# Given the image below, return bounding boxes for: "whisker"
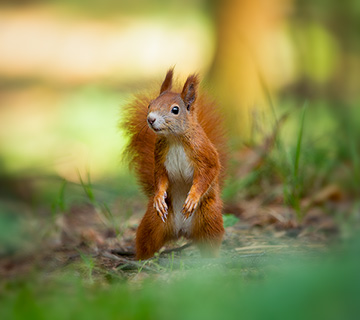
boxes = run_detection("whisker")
[164,122,175,135]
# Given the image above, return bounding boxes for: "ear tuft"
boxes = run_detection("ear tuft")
[181,74,199,111]
[160,68,174,94]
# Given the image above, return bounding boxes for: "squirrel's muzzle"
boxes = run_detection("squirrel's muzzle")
[147,115,156,126]
[147,112,166,133]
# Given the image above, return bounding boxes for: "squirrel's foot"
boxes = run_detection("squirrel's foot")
[182,193,200,220]
[154,191,168,223]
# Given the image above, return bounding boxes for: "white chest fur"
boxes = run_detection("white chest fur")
[164,143,194,236]
[164,144,193,182]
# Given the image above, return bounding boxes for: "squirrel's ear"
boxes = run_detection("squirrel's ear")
[160,68,174,94]
[181,74,199,111]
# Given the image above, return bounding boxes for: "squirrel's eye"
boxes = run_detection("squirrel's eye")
[171,106,179,115]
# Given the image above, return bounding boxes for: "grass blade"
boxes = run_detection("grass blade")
[294,101,308,179]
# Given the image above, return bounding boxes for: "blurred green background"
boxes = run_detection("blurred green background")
[1,0,359,186]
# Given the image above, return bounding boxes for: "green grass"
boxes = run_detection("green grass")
[223,98,360,220]
[0,202,23,255]
[222,213,240,228]
[77,169,96,204]
[284,101,307,218]
[1,238,360,320]
[51,179,68,215]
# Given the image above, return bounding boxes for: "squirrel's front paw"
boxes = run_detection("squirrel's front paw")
[154,191,168,223]
[182,193,200,220]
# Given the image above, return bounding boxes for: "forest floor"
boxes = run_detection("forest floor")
[0,177,344,283]
[0,84,359,318]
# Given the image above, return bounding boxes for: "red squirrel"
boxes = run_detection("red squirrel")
[121,68,227,260]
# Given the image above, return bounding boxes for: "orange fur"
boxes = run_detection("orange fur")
[120,69,228,259]
[120,92,156,197]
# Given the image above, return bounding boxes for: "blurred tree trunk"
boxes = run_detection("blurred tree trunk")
[208,0,294,143]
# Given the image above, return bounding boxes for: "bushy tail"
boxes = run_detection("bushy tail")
[196,93,228,186]
[120,92,156,197]
[120,91,228,197]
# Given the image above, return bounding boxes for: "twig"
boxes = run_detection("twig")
[236,253,265,258]
[160,242,193,255]
[111,242,193,257]
[235,244,289,252]
[101,251,157,272]
[234,243,325,253]
[110,249,135,256]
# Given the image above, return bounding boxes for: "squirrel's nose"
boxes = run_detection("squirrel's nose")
[147,116,156,125]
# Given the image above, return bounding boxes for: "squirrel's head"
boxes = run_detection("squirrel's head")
[147,68,199,136]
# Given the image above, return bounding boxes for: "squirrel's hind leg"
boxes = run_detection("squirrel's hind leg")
[191,195,225,258]
[135,203,169,260]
